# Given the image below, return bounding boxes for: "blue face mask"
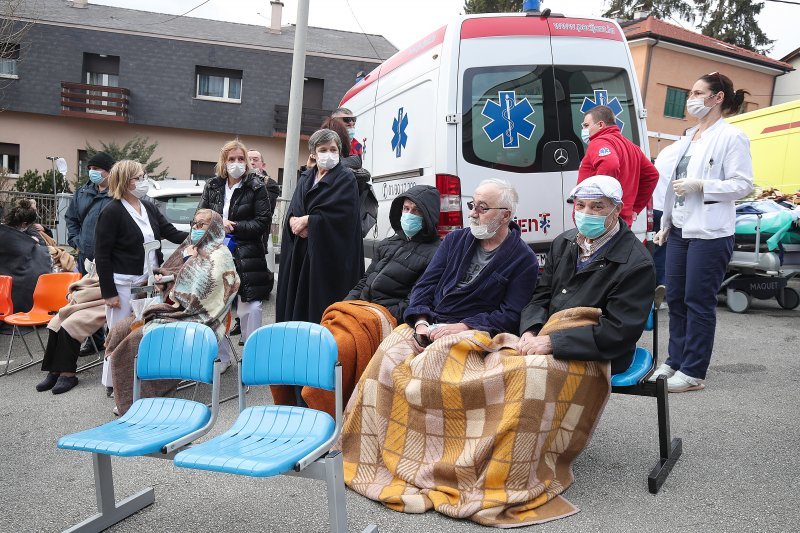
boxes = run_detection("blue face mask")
[348,128,356,141]
[88,169,105,185]
[574,211,610,239]
[190,229,206,244]
[400,212,423,239]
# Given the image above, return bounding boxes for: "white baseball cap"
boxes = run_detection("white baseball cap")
[568,175,623,205]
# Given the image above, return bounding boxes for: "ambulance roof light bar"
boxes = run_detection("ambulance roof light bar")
[522,0,557,18]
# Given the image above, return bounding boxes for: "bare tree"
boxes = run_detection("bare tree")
[1,0,38,108]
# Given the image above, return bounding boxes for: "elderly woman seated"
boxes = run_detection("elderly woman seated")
[0,200,52,313]
[275,185,442,414]
[105,209,240,415]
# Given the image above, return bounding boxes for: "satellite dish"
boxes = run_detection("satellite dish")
[55,157,68,177]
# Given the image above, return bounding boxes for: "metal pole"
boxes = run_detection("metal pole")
[280,0,310,203]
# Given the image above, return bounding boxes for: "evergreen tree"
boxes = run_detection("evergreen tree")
[463,0,522,14]
[602,0,693,22]
[85,135,169,180]
[696,0,773,53]
[14,169,72,194]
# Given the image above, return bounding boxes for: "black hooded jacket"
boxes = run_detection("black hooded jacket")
[198,172,271,302]
[345,185,441,322]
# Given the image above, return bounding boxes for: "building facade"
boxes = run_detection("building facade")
[621,16,792,158]
[772,47,800,106]
[0,0,396,185]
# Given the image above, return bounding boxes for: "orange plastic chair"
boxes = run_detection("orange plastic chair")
[0,276,12,322]
[2,272,82,376]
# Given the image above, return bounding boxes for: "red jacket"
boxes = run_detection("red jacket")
[577,126,659,225]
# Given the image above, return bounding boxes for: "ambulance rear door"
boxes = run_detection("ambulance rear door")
[546,17,649,234]
[457,15,564,253]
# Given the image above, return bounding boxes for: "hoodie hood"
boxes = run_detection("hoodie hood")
[389,185,440,242]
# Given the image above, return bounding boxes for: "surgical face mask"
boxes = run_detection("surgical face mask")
[131,179,149,199]
[227,162,246,179]
[469,212,504,240]
[581,128,591,144]
[348,128,356,141]
[400,212,423,239]
[574,210,611,239]
[88,169,105,185]
[686,97,714,118]
[316,152,340,170]
[190,229,206,244]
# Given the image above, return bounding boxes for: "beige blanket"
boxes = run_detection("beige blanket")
[46,275,105,343]
[339,307,611,527]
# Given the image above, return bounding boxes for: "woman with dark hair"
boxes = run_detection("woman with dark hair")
[651,72,754,393]
[0,200,52,312]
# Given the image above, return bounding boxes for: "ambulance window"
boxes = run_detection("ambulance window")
[554,66,640,156]
[462,66,549,173]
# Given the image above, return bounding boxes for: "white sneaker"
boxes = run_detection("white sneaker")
[648,363,676,382]
[667,371,705,393]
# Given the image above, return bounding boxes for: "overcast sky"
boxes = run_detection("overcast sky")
[93,0,797,60]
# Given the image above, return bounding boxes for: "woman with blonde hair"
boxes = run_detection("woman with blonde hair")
[94,160,187,331]
[198,140,271,356]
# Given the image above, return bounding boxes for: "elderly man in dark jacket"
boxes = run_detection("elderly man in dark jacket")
[346,185,440,322]
[406,179,538,344]
[65,151,115,275]
[516,175,655,374]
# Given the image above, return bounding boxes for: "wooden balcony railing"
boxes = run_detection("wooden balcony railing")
[60,81,130,122]
[273,105,332,138]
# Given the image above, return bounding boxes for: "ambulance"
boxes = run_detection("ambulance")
[340,4,652,263]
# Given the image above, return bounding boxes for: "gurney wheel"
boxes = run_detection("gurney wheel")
[726,289,751,313]
[776,287,799,310]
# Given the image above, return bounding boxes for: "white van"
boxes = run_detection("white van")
[341,10,651,263]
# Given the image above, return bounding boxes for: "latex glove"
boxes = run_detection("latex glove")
[653,228,669,246]
[673,178,704,197]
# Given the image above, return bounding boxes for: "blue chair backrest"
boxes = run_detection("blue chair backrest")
[242,322,338,390]
[137,322,218,383]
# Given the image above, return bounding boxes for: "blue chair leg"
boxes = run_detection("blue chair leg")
[648,376,683,494]
[64,454,155,533]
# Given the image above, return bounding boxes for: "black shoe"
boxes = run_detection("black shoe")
[36,372,60,392]
[229,318,242,336]
[238,339,244,346]
[52,375,79,394]
[106,386,114,398]
[79,341,103,357]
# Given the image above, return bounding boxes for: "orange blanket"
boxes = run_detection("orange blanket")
[270,300,396,416]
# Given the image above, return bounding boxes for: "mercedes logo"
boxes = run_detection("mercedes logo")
[554,148,569,165]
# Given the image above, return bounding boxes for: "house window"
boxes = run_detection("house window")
[0,143,21,175]
[190,160,217,180]
[77,150,89,178]
[303,78,324,109]
[664,87,688,119]
[0,43,20,78]
[196,67,242,103]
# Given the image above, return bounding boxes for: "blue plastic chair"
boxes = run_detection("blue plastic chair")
[174,322,366,533]
[610,301,682,493]
[57,322,223,533]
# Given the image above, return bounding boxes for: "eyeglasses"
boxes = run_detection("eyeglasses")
[129,174,147,182]
[190,220,210,229]
[341,117,357,125]
[466,201,510,215]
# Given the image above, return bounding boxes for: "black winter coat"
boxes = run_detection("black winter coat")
[198,173,271,302]
[346,185,440,322]
[276,163,364,324]
[519,221,655,374]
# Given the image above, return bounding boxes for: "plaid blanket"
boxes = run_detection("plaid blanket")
[339,307,611,527]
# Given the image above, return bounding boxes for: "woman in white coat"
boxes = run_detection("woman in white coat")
[650,72,754,393]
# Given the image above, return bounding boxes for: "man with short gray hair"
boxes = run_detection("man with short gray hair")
[405,179,538,345]
[517,175,655,374]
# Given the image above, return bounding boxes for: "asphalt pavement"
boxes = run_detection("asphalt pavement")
[1,287,798,533]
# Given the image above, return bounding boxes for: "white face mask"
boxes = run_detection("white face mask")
[316,152,340,170]
[469,213,504,240]
[227,162,246,179]
[581,128,591,144]
[131,179,149,199]
[686,97,714,118]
